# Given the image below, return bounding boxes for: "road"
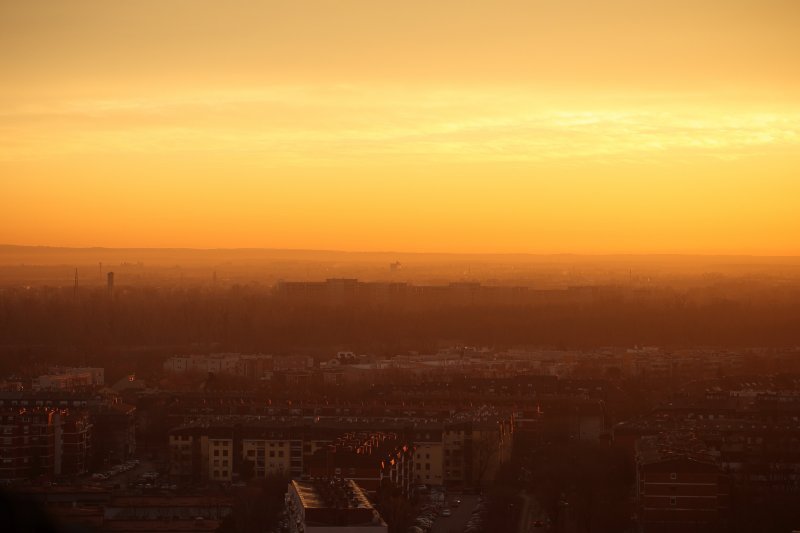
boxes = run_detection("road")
[517,492,549,533]
[431,494,479,533]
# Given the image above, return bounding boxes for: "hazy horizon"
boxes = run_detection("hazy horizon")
[3,4,800,533]
[4,243,800,260]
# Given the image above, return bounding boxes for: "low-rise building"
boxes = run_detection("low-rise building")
[635,437,729,532]
[162,353,276,378]
[33,367,104,391]
[286,478,387,533]
[306,432,413,494]
[168,414,513,489]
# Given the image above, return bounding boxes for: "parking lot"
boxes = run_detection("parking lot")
[89,458,163,490]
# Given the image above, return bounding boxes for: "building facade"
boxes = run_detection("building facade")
[0,408,92,482]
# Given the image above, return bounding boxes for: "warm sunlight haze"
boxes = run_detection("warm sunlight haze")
[2,0,799,254]
[4,4,800,533]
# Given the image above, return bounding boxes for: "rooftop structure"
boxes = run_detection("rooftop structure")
[287,478,387,532]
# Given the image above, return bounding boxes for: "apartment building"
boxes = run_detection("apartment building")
[0,407,92,482]
[168,416,513,489]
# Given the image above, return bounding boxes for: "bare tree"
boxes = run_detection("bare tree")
[473,432,500,489]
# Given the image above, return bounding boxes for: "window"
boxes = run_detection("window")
[214,450,219,457]
[278,451,284,458]
[426,464,430,470]
[669,496,677,506]
[223,450,229,457]
[670,472,677,480]
[222,460,229,467]
[269,451,275,457]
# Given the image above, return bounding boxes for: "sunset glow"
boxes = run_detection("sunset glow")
[2,0,799,254]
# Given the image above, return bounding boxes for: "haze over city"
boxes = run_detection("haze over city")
[2,2,800,533]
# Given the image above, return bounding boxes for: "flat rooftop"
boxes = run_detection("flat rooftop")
[292,478,373,510]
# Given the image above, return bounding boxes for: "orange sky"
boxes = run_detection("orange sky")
[1,0,799,254]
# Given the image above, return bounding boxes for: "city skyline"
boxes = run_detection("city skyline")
[3,4,800,531]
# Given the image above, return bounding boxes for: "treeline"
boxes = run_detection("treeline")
[1,284,800,354]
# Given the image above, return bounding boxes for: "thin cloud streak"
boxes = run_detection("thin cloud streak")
[1,87,798,164]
